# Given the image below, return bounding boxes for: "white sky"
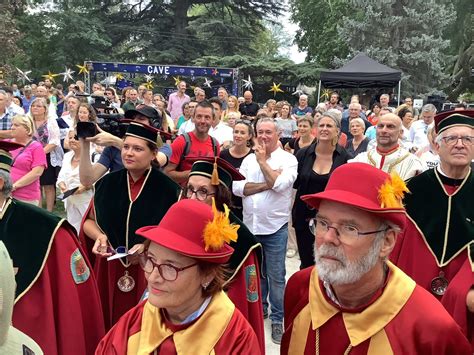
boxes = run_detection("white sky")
[277,1,307,63]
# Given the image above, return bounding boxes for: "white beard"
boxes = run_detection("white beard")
[313,237,383,285]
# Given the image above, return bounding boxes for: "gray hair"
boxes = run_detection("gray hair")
[300,94,308,100]
[349,102,361,110]
[319,110,341,130]
[376,221,401,260]
[380,94,390,100]
[0,170,13,198]
[349,117,365,129]
[421,103,437,114]
[256,117,279,132]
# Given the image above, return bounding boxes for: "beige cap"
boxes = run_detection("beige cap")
[0,241,43,354]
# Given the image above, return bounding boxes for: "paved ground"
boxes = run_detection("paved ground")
[264,252,301,354]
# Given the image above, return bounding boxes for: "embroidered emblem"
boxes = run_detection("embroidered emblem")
[245,264,258,303]
[70,248,90,284]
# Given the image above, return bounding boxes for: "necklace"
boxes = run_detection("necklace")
[316,328,352,355]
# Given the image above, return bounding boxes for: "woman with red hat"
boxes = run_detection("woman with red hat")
[81,121,181,329]
[184,156,265,354]
[96,199,260,354]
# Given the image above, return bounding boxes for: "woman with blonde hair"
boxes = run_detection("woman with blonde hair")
[29,97,63,211]
[292,111,351,268]
[7,114,46,205]
[222,95,241,127]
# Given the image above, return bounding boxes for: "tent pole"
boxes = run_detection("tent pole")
[397,81,401,106]
[317,81,321,105]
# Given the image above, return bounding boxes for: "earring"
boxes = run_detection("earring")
[202,281,210,290]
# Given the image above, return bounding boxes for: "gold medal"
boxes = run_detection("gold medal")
[430,271,448,296]
[117,271,135,292]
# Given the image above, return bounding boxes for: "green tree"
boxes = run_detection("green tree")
[444,0,473,100]
[290,0,354,67]
[0,1,24,81]
[337,0,456,96]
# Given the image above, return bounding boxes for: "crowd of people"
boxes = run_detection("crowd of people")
[0,78,472,354]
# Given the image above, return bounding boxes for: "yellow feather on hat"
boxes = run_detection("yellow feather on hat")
[378,172,410,208]
[203,198,239,251]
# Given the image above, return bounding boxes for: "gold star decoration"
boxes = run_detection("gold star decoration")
[115,73,124,81]
[173,76,181,86]
[76,64,89,75]
[320,89,331,101]
[42,71,59,83]
[268,82,284,96]
[144,80,154,90]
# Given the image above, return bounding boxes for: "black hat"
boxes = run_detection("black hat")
[189,157,244,189]
[124,105,160,121]
[125,122,160,146]
[0,141,23,173]
[434,109,474,134]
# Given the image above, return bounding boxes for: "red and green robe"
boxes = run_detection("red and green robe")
[281,262,471,354]
[1,198,105,355]
[225,212,265,354]
[391,168,473,349]
[79,168,180,329]
[96,291,261,354]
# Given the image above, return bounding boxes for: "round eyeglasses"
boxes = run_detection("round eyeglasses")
[309,217,389,244]
[183,186,215,201]
[138,253,197,281]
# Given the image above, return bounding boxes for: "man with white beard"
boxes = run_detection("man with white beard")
[280,163,470,354]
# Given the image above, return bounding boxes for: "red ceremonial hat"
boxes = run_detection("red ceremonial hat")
[0,140,23,173]
[301,163,408,228]
[136,199,237,264]
[434,109,474,134]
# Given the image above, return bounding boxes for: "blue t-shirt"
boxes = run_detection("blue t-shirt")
[97,144,173,172]
[291,106,313,117]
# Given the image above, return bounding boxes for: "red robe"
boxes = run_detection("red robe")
[79,178,148,329]
[12,226,105,355]
[281,262,471,355]
[225,249,265,354]
[391,218,473,348]
[79,169,180,329]
[391,170,474,349]
[96,292,261,354]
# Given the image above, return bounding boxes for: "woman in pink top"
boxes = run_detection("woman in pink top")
[9,114,47,205]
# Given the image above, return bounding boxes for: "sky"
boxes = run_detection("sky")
[278,1,307,63]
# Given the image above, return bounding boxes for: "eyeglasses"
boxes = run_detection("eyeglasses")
[183,186,215,201]
[309,217,389,244]
[441,136,474,146]
[138,253,197,281]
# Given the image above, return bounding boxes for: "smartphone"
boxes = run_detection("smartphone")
[76,121,98,139]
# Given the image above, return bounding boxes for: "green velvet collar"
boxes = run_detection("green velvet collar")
[404,169,474,267]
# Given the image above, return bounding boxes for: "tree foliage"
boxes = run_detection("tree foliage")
[290,0,354,67]
[11,0,286,80]
[336,0,456,96]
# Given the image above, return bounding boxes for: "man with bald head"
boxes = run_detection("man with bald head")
[239,90,259,120]
[349,113,425,179]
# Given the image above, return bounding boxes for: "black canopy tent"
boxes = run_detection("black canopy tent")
[317,53,402,105]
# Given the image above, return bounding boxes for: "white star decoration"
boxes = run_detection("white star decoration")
[292,89,304,96]
[60,67,75,82]
[16,68,32,83]
[203,77,213,88]
[144,74,154,82]
[242,75,253,91]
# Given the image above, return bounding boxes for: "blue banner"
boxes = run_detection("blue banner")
[86,61,236,79]
[85,61,239,95]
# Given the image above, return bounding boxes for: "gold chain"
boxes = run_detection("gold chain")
[316,328,352,355]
